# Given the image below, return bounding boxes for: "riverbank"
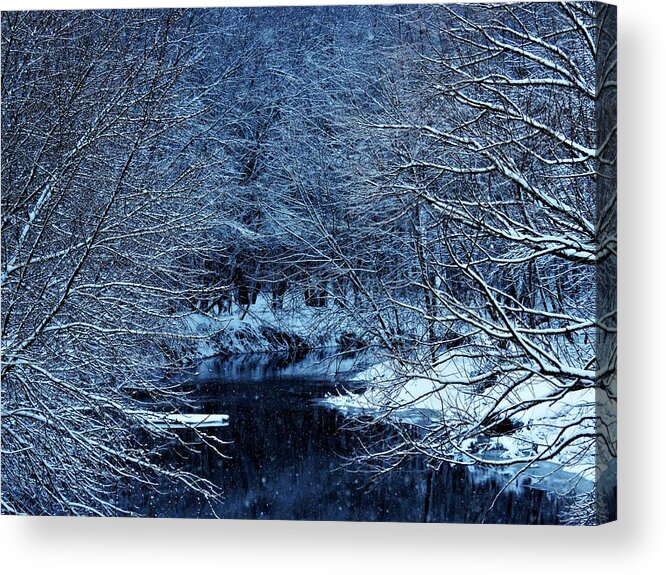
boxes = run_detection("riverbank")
[161,292,366,364]
[323,351,596,489]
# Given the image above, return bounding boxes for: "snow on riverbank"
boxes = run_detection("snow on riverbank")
[165,291,361,360]
[323,350,596,483]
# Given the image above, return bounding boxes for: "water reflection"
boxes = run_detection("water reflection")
[126,351,568,523]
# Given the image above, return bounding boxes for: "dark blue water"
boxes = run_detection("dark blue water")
[126,351,567,523]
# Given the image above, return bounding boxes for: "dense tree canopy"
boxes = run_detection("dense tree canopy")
[1,3,615,521]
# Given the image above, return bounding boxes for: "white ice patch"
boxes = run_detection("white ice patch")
[143,413,230,429]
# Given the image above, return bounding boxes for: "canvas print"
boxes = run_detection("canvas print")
[0,2,616,524]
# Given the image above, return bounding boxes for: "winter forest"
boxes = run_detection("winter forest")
[1,3,616,525]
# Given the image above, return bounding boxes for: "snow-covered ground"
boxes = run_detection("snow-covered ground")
[323,349,596,486]
[165,291,361,360]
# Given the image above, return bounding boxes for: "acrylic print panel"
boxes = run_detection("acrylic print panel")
[0,2,616,525]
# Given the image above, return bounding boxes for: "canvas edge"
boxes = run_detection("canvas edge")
[594,0,617,525]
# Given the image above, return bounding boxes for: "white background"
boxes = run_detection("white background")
[0,0,662,573]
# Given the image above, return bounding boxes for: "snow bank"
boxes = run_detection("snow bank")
[323,350,596,482]
[167,292,360,360]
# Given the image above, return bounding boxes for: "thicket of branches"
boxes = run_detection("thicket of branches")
[258,3,616,522]
[353,3,615,522]
[0,9,251,515]
[1,4,615,520]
